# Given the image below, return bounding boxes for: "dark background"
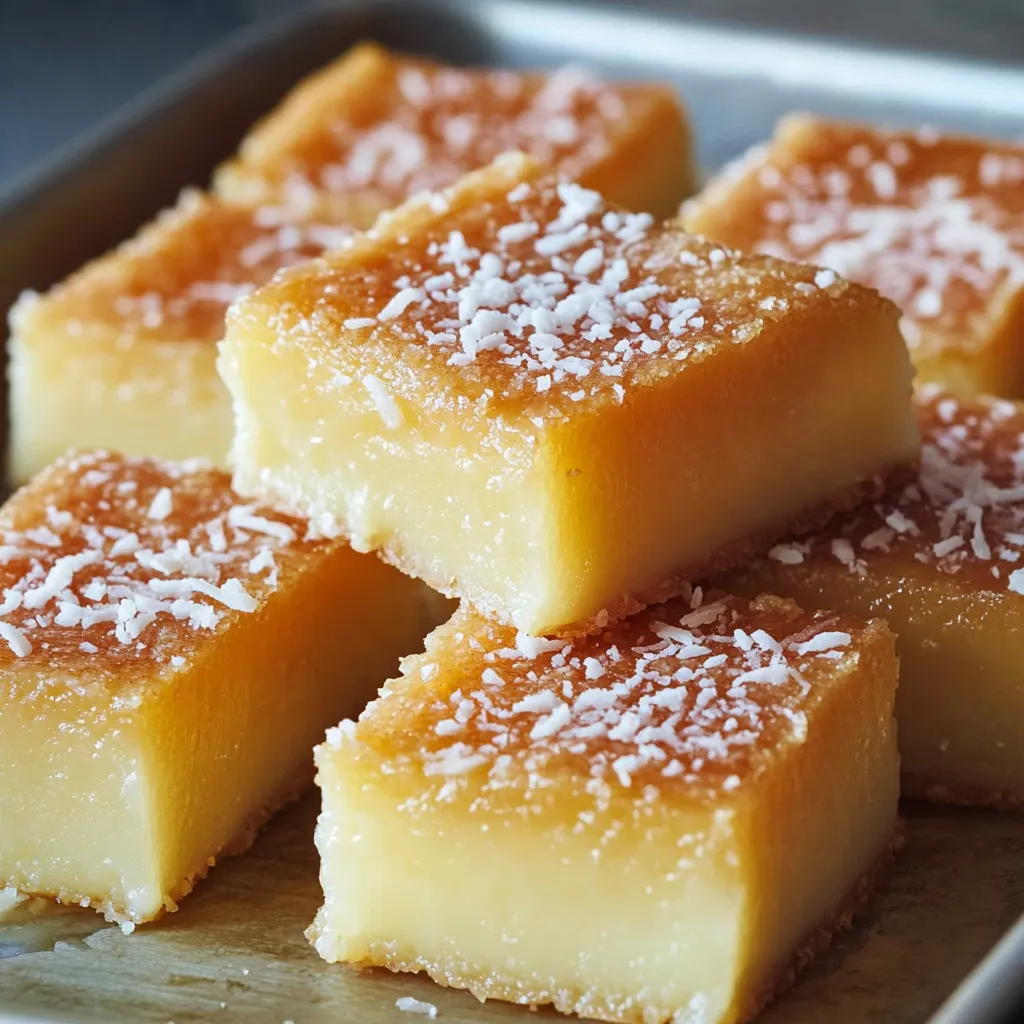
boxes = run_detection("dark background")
[0,0,253,190]
[5,0,1024,193]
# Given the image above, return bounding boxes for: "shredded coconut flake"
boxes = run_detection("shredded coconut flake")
[769,542,805,565]
[147,487,173,521]
[396,996,438,1018]
[362,374,404,428]
[796,631,851,655]
[0,622,32,658]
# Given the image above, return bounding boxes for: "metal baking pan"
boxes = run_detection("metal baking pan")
[0,1,1022,1022]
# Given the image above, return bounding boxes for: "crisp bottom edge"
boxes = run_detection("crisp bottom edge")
[1,764,313,926]
[902,774,1023,812]
[319,823,903,1024]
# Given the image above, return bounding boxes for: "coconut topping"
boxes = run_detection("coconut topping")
[272,56,643,203]
[718,118,1024,353]
[264,156,850,417]
[395,997,438,1018]
[0,451,322,670]
[25,191,353,346]
[339,593,875,804]
[767,388,1024,591]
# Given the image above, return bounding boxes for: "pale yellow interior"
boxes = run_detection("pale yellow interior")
[9,325,233,484]
[725,557,1024,803]
[0,546,435,923]
[220,332,545,621]
[739,636,899,1007]
[540,302,917,631]
[221,296,918,635]
[0,690,159,919]
[312,760,746,1023]
[310,643,898,1024]
[910,278,1024,400]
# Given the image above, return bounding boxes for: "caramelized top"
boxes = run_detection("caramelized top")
[228,42,672,208]
[13,191,352,345]
[330,592,884,805]
[684,115,1024,356]
[0,451,334,689]
[762,388,1024,592]
[233,154,889,428]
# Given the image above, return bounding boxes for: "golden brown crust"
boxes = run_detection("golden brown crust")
[15,191,351,347]
[215,42,693,219]
[334,827,901,1024]
[1,765,313,926]
[0,449,340,683]
[234,153,890,423]
[902,775,1023,811]
[345,593,893,814]
[682,115,1024,377]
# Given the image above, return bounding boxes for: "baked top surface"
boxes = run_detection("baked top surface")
[334,593,889,806]
[234,153,892,424]
[762,387,1024,593]
[0,450,334,685]
[14,192,352,346]
[686,116,1024,353]
[234,43,676,203]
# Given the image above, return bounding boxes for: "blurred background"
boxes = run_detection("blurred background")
[5,0,1024,192]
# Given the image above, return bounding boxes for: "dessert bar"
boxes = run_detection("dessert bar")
[215,42,696,223]
[220,153,919,636]
[683,115,1024,397]
[0,450,432,926]
[722,387,1024,807]
[311,593,899,1024]
[7,191,352,481]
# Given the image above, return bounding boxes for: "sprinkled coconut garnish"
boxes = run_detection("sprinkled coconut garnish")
[287,158,846,416]
[761,390,1024,596]
[721,120,1024,355]
[342,595,870,805]
[0,451,320,664]
[31,191,354,349]
[283,60,637,204]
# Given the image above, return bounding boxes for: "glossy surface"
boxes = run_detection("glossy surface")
[235,154,896,416]
[311,593,898,1024]
[722,389,1024,805]
[222,154,919,634]
[214,41,696,221]
[0,450,435,923]
[683,116,1024,395]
